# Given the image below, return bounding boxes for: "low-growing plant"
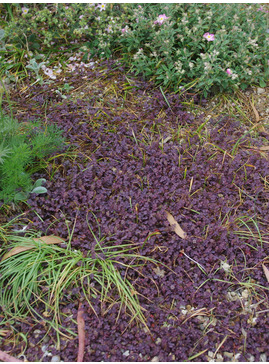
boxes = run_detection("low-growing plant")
[0,112,64,203]
[25,57,45,85]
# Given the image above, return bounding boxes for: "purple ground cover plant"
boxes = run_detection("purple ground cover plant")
[1,59,269,361]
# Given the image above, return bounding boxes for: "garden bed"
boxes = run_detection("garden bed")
[0,3,269,362]
[0,58,269,362]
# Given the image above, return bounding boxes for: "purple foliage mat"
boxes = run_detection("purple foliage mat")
[1,60,269,361]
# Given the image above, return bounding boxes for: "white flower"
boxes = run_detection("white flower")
[150,51,157,57]
[22,7,29,15]
[204,62,212,72]
[133,48,144,60]
[97,3,106,11]
[84,62,95,68]
[42,67,56,79]
[105,25,113,33]
[231,73,238,80]
[220,260,231,273]
[67,64,76,72]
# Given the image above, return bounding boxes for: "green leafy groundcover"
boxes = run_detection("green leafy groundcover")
[1,3,269,95]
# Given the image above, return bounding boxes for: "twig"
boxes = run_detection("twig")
[77,302,86,362]
[0,350,23,362]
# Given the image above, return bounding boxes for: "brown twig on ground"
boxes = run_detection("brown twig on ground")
[77,302,86,362]
[0,350,23,362]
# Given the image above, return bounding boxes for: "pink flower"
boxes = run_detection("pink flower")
[154,14,169,25]
[226,68,232,75]
[203,32,215,41]
[121,26,129,34]
[257,6,268,12]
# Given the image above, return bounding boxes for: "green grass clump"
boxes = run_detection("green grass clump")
[0,214,159,345]
[0,113,64,203]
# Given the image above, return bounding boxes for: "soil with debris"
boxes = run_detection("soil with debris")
[1,59,269,362]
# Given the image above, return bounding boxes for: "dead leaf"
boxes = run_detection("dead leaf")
[1,236,64,261]
[153,266,165,278]
[77,302,85,362]
[260,146,269,151]
[166,211,187,239]
[262,264,269,284]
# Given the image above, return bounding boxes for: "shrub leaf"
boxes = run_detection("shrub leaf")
[31,186,48,194]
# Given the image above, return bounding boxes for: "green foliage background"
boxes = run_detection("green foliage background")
[0,3,268,95]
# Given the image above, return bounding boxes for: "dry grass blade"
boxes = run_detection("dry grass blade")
[77,302,86,362]
[166,211,187,239]
[262,264,269,284]
[250,101,260,122]
[1,236,64,261]
[0,329,10,337]
[182,307,209,325]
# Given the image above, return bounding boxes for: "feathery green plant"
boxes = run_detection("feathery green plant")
[0,112,64,203]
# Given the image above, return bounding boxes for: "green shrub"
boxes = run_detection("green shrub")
[119,4,269,96]
[0,113,64,203]
[1,4,269,95]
